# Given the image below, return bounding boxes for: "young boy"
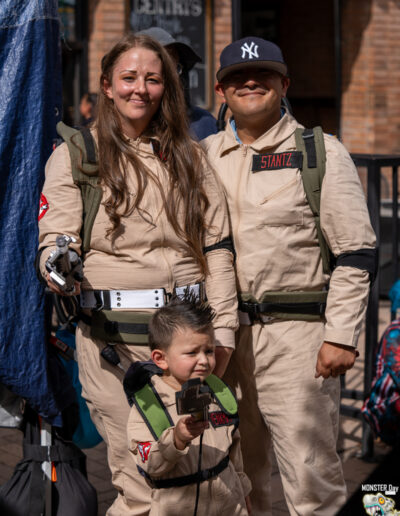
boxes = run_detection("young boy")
[124,297,251,516]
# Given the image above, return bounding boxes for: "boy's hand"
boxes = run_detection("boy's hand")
[173,416,209,450]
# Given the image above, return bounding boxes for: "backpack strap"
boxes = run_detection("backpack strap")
[294,127,333,274]
[56,121,102,253]
[205,374,238,416]
[123,361,174,440]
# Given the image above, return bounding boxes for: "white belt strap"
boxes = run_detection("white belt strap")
[80,283,203,310]
[80,289,165,310]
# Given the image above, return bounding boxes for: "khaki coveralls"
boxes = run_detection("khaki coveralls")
[127,374,251,516]
[203,112,376,516]
[38,136,238,515]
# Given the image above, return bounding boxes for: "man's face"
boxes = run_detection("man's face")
[216,68,289,122]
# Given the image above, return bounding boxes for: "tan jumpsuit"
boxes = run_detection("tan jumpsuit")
[203,112,376,516]
[38,134,238,515]
[127,374,251,516]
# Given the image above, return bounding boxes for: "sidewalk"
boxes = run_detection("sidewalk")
[0,302,397,515]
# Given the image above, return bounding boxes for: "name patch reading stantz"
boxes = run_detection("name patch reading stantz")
[252,151,303,172]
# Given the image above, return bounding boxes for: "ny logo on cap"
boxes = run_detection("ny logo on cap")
[241,41,259,59]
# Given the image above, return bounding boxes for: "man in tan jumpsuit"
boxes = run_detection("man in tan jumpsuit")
[203,37,377,516]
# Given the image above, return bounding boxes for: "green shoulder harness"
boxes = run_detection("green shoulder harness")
[123,362,238,441]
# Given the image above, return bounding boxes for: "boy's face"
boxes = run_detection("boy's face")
[152,327,216,389]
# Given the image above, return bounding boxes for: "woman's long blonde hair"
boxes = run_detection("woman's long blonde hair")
[96,33,209,274]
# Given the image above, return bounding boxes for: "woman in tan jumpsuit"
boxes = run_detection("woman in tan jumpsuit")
[38,34,237,516]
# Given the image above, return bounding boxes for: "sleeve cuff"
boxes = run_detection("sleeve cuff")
[323,328,358,348]
[214,327,235,349]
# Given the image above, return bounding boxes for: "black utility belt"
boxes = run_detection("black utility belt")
[137,455,229,489]
[239,290,328,323]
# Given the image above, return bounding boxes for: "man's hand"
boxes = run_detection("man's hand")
[315,341,359,379]
[173,416,209,450]
[213,346,233,378]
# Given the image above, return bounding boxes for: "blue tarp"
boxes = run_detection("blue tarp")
[0,1,65,424]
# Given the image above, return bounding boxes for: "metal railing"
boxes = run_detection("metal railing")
[340,154,400,458]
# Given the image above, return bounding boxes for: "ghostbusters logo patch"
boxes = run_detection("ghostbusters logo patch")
[137,442,151,463]
[38,193,49,220]
[209,411,235,428]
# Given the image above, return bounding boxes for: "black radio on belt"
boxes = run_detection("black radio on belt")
[176,378,212,422]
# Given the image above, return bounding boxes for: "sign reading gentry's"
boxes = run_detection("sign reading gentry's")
[130,0,210,107]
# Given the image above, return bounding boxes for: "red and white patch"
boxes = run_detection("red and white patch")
[38,193,49,221]
[137,442,151,463]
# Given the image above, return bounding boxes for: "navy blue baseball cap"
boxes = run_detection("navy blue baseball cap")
[216,37,287,82]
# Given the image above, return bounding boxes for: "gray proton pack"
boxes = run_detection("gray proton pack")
[45,235,83,293]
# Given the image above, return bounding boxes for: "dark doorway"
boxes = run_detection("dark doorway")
[241,0,338,135]
[59,0,89,126]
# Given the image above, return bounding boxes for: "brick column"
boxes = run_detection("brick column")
[88,0,126,93]
[341,0,400,154]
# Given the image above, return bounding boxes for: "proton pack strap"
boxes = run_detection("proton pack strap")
[205,375,237,416]
[336,248,378,279]
[295,127,333,274]
[56,121,101,253]
[80,126,97,164]
[203,236,235,257]
[138,454,229,489]
[133,383,174,441]
[302,128,317,168]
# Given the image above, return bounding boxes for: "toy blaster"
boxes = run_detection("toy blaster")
[45,235,83,293]
[176,378,212,422]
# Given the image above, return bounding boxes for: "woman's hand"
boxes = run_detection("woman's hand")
[45,272,81,296]
[173,416,209,450]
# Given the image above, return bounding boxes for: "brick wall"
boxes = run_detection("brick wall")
[88,0,126,93]
[87,1,232,113]
[212,0,232,113]
[341,0,400,154]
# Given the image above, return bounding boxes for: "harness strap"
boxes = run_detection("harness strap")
[133,383,174,441]
[295,127,333,274]
[301,128,317,168]
[138,454,229,489]
[205,375,237,416]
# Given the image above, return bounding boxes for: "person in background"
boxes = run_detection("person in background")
[203,36,377,516]
[138,27,218,140]
[79,92,98,127]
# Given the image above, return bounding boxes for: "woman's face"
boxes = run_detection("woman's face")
[104,47,165,138]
